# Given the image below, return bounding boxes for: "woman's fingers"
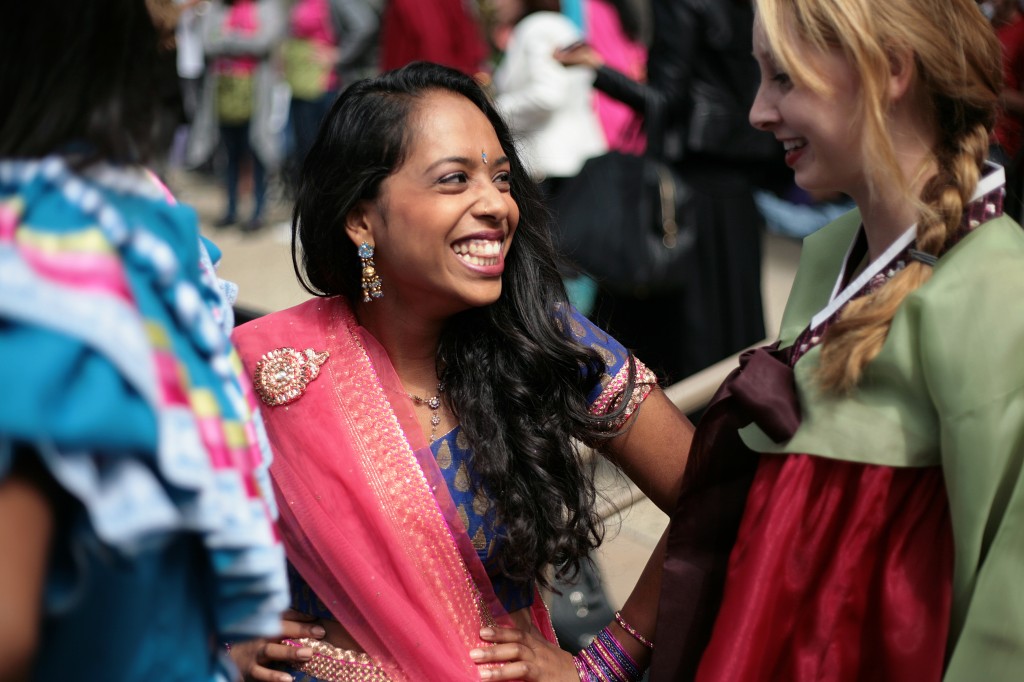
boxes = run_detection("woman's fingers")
[471,626,533,664]
[470,642,532,664]
[478,661,537,680]
[478,626,527,644]
[245,640,314,682]
[261,641,314,665]
[552,43,602,69]
[470,626,577,681]
[228,639,288,682]
[229,615,324,682]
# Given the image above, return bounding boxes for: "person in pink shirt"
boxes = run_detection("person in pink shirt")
[283,0,341,192]
[584,0,648,154]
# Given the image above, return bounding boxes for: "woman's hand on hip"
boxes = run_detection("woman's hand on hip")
[230,609,326,682]
[470,625,579,681]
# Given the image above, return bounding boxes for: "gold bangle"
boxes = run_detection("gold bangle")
[614,611,654,650]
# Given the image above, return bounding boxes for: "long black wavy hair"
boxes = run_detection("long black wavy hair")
[0,0,167,165]
[293,61,637,587]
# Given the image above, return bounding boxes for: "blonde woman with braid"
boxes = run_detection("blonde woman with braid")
[650,0,1024,680]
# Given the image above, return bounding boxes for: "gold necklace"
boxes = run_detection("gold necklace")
[407,382,444,443]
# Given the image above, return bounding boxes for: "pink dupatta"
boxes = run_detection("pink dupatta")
[233,297,556,681]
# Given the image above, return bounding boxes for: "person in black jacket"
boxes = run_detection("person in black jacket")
[557,0,781,384]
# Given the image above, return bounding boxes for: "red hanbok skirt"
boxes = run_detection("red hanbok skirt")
[695,454,953,682]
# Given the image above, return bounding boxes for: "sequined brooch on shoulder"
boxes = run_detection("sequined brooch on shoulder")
[253,347,330,407]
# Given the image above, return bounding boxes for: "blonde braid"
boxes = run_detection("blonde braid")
[816,123,990,393]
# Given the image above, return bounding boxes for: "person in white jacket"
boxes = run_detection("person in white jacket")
[492,0,607,191]
[492,0,608,314]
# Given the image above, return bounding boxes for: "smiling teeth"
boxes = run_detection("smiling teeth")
[454,239,501,265]
[783,139,806,151]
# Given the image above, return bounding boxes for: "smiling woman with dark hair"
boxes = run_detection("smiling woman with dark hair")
[0,1,289,680]
[229,61,694,682]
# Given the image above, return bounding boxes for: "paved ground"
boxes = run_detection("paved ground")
[166,165,802,610]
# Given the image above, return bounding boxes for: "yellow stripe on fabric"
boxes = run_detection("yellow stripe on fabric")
[222,421,248,448]
[145,320,173,351]
[190,389,245,445]
[16,224,116,255]
[190,388,220,418]
[228,349,246,375]
[1,196,25,220]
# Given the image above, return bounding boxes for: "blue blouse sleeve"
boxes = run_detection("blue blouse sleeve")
[555,305,658,427]
[557,306,631,405]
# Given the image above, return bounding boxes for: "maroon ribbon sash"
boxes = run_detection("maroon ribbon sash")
[651,342,800,681]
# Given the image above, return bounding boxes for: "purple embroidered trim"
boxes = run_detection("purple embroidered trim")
[789,186,1004,366]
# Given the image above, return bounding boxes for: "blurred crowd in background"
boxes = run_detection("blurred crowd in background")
[150,0,1024,384]
[5,1,1024,678]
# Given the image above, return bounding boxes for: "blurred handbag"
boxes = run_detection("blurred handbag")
[550,93,697,296]
[551,152,696,296]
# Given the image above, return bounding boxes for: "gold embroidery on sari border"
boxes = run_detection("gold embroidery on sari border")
[328,305,498,653]
[287,638,392,682]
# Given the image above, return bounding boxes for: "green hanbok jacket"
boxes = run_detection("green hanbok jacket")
[740,208,1024,679]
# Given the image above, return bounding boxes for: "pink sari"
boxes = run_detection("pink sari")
[233,297,557,681]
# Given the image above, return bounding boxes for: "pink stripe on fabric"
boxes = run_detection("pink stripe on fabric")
[19,242,133,302]
[197,417,230,465]
[154,351,190,406]
[144,168,177,205]
[240,445,264,497]
[0,202,19,242]
[227,446,261,499]
[241,421,262,463]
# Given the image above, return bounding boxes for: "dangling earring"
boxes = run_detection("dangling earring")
[358,241,383,302]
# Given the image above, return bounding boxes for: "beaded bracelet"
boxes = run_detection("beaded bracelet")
[614,611,654,650]
[572,653,594,682]
[572,625,646,682]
